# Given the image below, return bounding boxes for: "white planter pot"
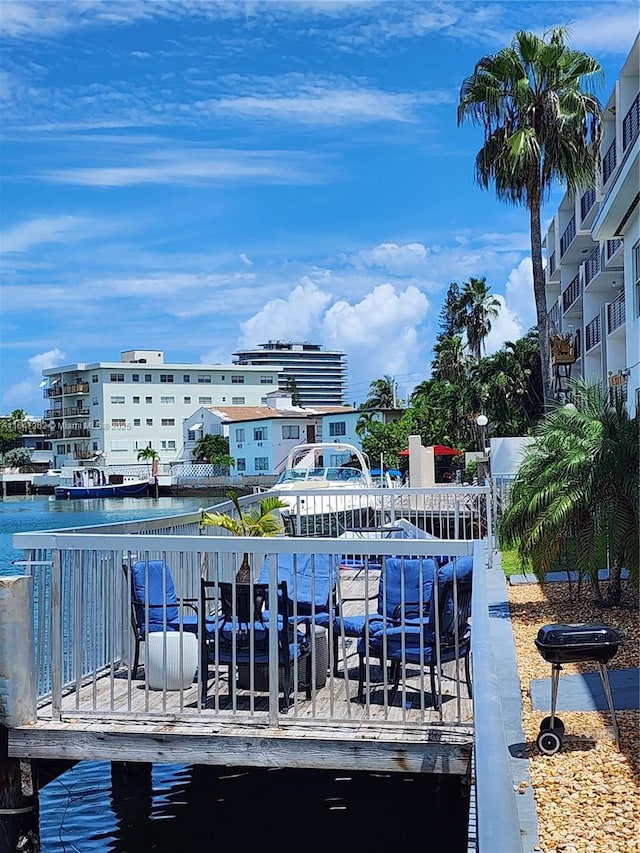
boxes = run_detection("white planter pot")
[146,631,198,691]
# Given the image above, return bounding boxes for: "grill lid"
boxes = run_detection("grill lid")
[535,622,624,649]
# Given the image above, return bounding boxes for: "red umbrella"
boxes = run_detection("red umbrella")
[399,445,462,456]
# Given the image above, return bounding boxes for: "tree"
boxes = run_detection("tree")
[285,375,302,406]
[498,380,638,605]
[193,433,234,469]
[458,28,602,403]
[0,447,33,471]
[0,409,27,453]
[362,375,399,409]
[137,446,159,473]
[200,491,288,582]
[452,277,500,363]
[431,334,468,384]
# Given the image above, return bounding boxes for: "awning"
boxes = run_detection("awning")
[190,423,204,431]
[399,444,462,457]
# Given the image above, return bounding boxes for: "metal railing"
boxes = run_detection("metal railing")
[602,139,617,185]
[607,291,626,334]
[547,251,556,276]
[623,93,640,151]
[584,245,601,286]
[585,314,602,351]
[562,273,581,313]
[580,187,596,222]
[560,215,576,257]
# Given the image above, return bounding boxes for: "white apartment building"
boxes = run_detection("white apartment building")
[543,35,639,415]
[42,350,280,467]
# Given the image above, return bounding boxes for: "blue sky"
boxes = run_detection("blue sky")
[1,1,637,413]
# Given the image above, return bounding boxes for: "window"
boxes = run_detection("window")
[253,427,267,441]
[132,396,140,404]
[91,374,98,383]
[110,373,125,382]
[56,444,65,454]
[198,396,212,405]
[92,397,99,405]
[235,428,245,442]
[183,375,191,383]
[146,418,153,426]
[197,375,212,384]
[329,421,346,436]
[254,457,269,471]
[144,374,152,382]
[282,425,300,440]
[184,396,191,404]
[109,440,128,452]
[132,374,139,383]
[187,430,198,441]
[111,418,126,429]
[260,376,274,384]
[133,418,141,427]
[160,374,174,383]
[110,395,125,404]
[231,396,245,405]
[160,396,175,404]
[231,375,245,384]
[145,397,152,404]
[161,418,175,427]
[236,458,246,472]
[167,440,176,450]
[92,419,101,428]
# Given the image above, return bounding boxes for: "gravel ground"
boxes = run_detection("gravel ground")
[508,579,639,853]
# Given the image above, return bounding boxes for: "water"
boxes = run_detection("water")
[1,495,469,852]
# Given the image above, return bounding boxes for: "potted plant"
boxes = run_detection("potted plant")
[200,490,288,584]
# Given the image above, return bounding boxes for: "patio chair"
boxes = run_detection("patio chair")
[332,556,438,678]
[356,555,473,709]
[125,559,199,678]
[199,579,311,711]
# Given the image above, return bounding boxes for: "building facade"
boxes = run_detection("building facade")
[543,35,639,415]
[232,341,348,407]
[42,350,280,467]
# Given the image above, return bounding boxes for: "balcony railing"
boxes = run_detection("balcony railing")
[580,187,596,222]
[602,139,617,185]
[64,428,91,438]
[573,328,582,360]
[63,382,90,395]
[547,301,561,331]
[623,93,640,152]
[44,387,62,398]
[585,314,601,351]
[44,409,62,419]
[63,406,90,417]
[584,245,601,286]
[607,291,626,334]
[560,215,576,256]
[73,450,95,460]
[562,273,581,313]
[606,238,622,260]
[547,251,556,276]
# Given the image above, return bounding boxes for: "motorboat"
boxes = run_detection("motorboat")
[270,442,377,535]
[54,467,150,500]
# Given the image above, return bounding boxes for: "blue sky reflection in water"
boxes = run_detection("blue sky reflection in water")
[39,763,468,852]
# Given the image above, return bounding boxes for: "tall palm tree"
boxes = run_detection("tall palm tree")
[499,380,638,604]
[137,446,159,474]
[431,334,468,383]
[362,375,399,409]
[451,277,500,363]
[458,28,602,402]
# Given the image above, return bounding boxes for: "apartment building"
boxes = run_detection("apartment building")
[543,35,639,415]
[233,340,348,407]
[42,350,280,467]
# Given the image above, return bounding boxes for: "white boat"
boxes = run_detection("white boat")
[270,442,378,535]
[54,467,150,500]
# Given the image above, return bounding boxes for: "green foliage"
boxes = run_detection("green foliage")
[0,447,33,470]
[193,433,234,467]
[498,379,638,604]
[201,491,287,537]
[359,416,412,468]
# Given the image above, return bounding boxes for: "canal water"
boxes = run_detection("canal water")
[1,495,470,852]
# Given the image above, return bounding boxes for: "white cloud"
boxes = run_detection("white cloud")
[483,296,524,356]
[354,242,429,275]
[1,348,66,414]
[504,257,536,330]
[1,216,87,253]
[238,278,332,347]
[29,348,66,374]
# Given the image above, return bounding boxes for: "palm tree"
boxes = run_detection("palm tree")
[137,446,159,474]
[200,491,288,582]
[458,28,602,402]
[362,375,399,409]
[431,334,468,383]
[453,277,500,363]
[499,380,638,605]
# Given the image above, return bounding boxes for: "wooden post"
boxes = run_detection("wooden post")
[0,576,39,852]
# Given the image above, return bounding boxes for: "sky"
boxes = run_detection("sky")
[1,0,638,413]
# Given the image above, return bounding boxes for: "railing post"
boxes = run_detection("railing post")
[0,575,39,853]
[51,549,63,721]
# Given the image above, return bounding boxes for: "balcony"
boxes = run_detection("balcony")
[63,406,90,417]
[584,246,601,286]
[44,387,62,398]
[74,450,95,460]
[562,273,581,313]
[605,239,622,262]
[44,409,62,420]
[64,428,91,439]
[585,315,601,351]
[547,301,561,332]
[607,291,626,334]
[560,215,576,257]
[547,251,556,276]
[602,139,617,186]
[623,93,640,152]
[63,382,90,395]
[580,187,596,223]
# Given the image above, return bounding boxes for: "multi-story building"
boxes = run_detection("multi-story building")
[543,35,639,415]
[42,350,280,467]
[233,341,348,407]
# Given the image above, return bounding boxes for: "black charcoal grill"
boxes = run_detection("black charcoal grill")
[533,622,624,755]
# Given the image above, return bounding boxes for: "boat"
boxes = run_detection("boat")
[54,467,150,500]
[270,442,378,535]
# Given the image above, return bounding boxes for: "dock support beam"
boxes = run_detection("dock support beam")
[0,576,39,852]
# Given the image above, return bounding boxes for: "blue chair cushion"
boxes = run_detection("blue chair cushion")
[380,558,436,620]
[259,553,338,615]
[132,560,180,633]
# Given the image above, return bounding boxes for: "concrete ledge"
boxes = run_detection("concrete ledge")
[509,568,628,585]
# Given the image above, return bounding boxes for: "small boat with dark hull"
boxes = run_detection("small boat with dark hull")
[54,467,150,500]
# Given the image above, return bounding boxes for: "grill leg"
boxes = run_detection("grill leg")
[549,663,561,728]
[597,662,620,749]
